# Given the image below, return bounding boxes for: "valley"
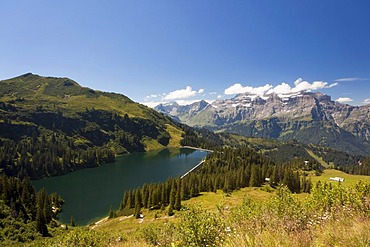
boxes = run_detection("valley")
[0,74,369,246]
[2,1,370,246]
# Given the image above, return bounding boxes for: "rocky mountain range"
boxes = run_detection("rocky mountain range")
[155,92,370,155]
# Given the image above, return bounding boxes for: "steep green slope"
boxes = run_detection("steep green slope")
[0,73,184,178]
[0,73,159,118]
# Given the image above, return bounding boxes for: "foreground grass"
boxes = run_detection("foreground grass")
[26,173,370,247]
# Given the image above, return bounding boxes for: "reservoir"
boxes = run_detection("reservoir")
[33,148,207,225]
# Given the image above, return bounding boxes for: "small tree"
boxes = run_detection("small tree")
[36,206,48,236]
[70,216,75,227]
[134,203,141,219]
[108,207,115,219]
[174,179,182,210]
[134,188,142,218]
[168,204,174,216]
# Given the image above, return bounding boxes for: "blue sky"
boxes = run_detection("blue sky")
[1,0,369,106]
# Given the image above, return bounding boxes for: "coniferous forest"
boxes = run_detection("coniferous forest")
[0,174,63,243]
[115,147,314,218]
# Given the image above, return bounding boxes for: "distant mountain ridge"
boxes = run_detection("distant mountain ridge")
[155,92,370,155]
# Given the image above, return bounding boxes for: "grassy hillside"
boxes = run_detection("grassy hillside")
[309,169,370,185]
[0,73,185,178]
[29,171,370,246]
[0,73,148,118]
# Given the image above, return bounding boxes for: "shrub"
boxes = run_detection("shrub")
[177,206,225,247]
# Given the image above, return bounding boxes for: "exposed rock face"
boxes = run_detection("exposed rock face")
[155,92,370,155]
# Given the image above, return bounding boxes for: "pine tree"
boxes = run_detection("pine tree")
[222,176,230,194]
[174,179,182,210]
[134,203,141,219]
[168,203,174,216]
[180,179,189,200]
[36,188,49,236]
[160,184,166,210]
[125,190,133,209]
[108,207,115,219]
[167,180,175,216]
[249,165,259,187]
[120,191,128,210]
[282,168,295,192]
[142,184,149,208]
[36,205,48,236]
[134,188,142,219]
[70,216,75,227]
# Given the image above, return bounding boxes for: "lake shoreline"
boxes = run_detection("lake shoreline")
[181,146,214,153]
[33,148,207,225]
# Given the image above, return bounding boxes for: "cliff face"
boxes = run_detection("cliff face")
[155,92,370,155]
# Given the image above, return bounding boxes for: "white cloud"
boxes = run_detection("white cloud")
[336,97,353,103]
[266,82,291,95]
[217,95,222,99]
[143,85,207,107]
[163,86,197,100]
[145,94,160,99]
[335,77,369,82]
[363,98,370,104]
[224,83,273,95]
[224,78,337,96]
[290,78,337,93]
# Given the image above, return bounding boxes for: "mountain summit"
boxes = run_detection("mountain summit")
[155,92,370,155]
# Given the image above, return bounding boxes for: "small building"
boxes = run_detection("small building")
[329,177,345,182]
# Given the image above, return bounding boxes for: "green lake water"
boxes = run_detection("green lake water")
[33,148,207,225]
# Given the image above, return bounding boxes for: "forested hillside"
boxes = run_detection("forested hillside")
[0,174,63,244]
[0,73,197,178]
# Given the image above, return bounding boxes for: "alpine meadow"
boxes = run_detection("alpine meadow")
[1,1,370,246]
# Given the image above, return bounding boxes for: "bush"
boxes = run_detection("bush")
[178,206,225,247]
[137,222,177,246]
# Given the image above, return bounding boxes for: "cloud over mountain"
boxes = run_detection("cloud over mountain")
[143,85,206,107]
[224,83,273,96]
[224,78,338,96]
[336,97,354,103]
[163,86,198,100]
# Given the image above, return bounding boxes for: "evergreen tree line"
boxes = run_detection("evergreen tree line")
[115,147,313,217]
[193,147,312,194]
[178,125,225,150]
[0,174,63,242]
[0,133,115,179]
[116,177,183,218]
[339,156,370,175]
